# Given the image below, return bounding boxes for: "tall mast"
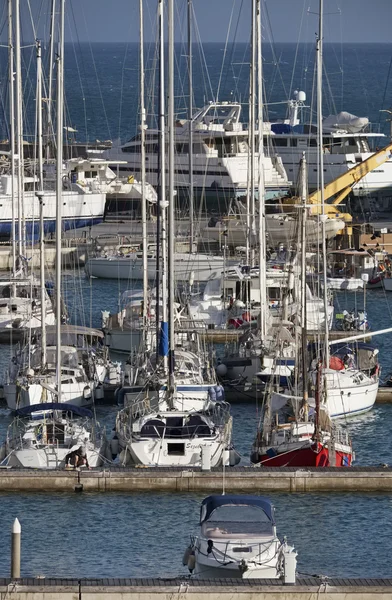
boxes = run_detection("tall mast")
[157,0,168,375]
[317,0,329,367]
[46,0,56,159]
[8,0,16,276]
[55,0,65,400]
[249,0,256,267]
[36,39,46,368]
[256,0,266,340]
[168,0,175,395]
[139,0,148,326]
[299,154,308,419]
[187,0,194,252]
[14,0,24,257]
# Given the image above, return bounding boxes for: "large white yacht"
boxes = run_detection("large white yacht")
[0,171,106,239]
[104,101,291,204]
[267,90,392,200]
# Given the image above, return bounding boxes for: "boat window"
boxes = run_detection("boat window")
[140,419,165,438]
[176,143,189,154]
[46,423,65,445]
[290,138,297,147]
[167,443,185,456]
[202,505,273,536]
[272,138,288,147]
[224,287,234,301]
[122,144,141,153]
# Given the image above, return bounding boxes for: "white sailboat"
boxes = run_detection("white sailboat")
[0,403,108,469]
[113,0,235,468]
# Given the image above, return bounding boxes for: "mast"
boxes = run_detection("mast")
[256,0,266,340]
[139,0,148,327]
[187,0,194,252]
[14,0,24,257]
[168,0,175,396]
[8,0,16,277]
[249,0,256,267]
[55,0,65,400]
[46,0,56,159]
[157,0,168,375]
[299,154,308,420]
[317,0,329,367]
[36,39,46,368]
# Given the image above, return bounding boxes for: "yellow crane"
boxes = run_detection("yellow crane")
[284,142,392,236]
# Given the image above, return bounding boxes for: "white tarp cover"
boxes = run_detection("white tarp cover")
[323,111,369,133]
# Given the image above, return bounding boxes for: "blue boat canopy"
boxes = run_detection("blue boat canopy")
[200,495,275,524]
[16,403,93,418]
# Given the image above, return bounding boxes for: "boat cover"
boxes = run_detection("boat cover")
[16,402,93,418]
[322,111,369,133]
[200,495,275,524]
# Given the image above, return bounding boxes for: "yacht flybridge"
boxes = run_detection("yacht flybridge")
[105,101,291,204]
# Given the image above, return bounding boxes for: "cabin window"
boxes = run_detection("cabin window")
[224,287,234,300]
[122,144,141,153]
[167,443,185,456]
[290,139,298,147]
[273,138,288,146]
[176,143,189,154]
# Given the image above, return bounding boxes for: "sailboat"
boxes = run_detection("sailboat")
[250,154,353,467]
[113,0,234,468]
[4,2,117,412]
[0,403,108,469]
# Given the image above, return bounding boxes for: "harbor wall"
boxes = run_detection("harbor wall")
[1,467,392,493]
[1,579,392,600]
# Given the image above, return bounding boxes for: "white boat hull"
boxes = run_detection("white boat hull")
[325,375,379,418]
[3,446,103,469]
[85,253,235,281]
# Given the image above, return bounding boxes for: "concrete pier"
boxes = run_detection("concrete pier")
[1,466,392,493]
[1,577,392,599]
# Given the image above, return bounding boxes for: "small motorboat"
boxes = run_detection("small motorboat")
[183,495,296,579]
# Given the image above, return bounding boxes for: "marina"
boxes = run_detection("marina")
[1,0,392,590]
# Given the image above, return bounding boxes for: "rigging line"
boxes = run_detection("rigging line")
[68,0,92,143]
[215,0,236,103]
[192,18,214,108]
[262,0,287,102]
[116,33,132,143]
[288,0,307,100]
[79,1,112,141]
[222,0,244,100]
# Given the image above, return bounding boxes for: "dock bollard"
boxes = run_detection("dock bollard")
[201,446,212,471]
[11,518,21,579]
[283,549,297,585]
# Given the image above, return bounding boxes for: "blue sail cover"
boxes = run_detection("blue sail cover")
[200,495,275,524]
[159,321,169,357]
[16,403,93,418]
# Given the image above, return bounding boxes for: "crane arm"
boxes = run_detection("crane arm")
[308,142,392,211]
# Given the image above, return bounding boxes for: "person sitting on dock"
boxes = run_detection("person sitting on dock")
[65,446,91,470]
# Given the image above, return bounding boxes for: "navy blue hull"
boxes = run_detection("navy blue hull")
[2,217,103,242]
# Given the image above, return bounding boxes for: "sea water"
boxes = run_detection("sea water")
[1,41,392,577]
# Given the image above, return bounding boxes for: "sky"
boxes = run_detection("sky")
[16,0,392,45]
